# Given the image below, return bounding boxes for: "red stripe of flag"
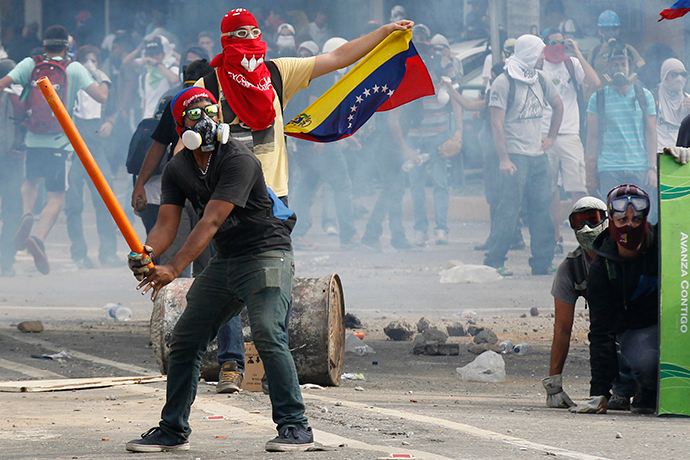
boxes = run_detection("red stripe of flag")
[659,8,690,20]
[659,0,690,21]
[377,53,434,112]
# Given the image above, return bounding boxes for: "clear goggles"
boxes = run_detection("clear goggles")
[609,195,649,217]
[569,209,607,231]
[222,27,261,39]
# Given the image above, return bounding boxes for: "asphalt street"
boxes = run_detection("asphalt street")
[0,171,688,459]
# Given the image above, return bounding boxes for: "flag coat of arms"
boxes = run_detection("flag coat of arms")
[285,29,435,142]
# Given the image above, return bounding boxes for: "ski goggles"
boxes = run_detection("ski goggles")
[222,27,261,39]
[569,209,607,230]
[182,104,219,121]
[609,195,649,217]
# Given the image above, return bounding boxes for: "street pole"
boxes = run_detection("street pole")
[489,0,501,68]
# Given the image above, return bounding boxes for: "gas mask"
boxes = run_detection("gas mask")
[611,71,630,87]
[182,116,230,151]
[575,221,608,252]
[605,69,636,87]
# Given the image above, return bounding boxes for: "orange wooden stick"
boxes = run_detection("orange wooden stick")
[37,77,152,265]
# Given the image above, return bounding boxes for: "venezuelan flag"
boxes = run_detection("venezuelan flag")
[285,29,434,142]
[659,0,690,21]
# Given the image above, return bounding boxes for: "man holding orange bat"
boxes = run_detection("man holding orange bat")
[125,87,311,453]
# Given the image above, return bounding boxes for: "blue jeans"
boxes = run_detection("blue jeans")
[618,325,659,393]
[216,315,245,372]
[407,134,449,233]
[159,250,306,441]
[597,169,658,224]
[485,153,554,271]
[65,118,117,263]
[291,142,356,244]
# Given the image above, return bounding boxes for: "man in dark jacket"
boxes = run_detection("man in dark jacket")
[578,184,658,414]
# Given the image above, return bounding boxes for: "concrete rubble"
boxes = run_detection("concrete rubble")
[384,320,415,341]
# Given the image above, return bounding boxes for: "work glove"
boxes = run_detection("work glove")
[541,374,576,408]
[127,245,155,281]
[664,146,690,165]
[569,395,608,414]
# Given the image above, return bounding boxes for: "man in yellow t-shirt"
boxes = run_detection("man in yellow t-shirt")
[198,8,414,199]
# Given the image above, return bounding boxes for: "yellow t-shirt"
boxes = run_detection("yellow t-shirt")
[196,56,315,196]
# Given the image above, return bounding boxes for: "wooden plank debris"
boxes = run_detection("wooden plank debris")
[0,375,166,393]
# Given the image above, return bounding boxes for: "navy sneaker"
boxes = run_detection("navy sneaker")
[265,426,314,452]
[125,427,189,452]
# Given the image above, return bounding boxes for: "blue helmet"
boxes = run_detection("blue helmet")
[598,10,620,27]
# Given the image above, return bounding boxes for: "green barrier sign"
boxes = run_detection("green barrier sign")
[659,154,690,416]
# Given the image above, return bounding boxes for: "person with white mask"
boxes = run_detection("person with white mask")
[483,34,564,276]
[656,58,690,152]
[542,197,608,409]
[273,23,296,58]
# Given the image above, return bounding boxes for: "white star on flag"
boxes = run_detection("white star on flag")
[355,95,363,103]
[350,105,357,112]
[382,84,388,92]
[373,84,380,93]
[387,90,394,97]
[348,114,354,121]
[363,88,371,97]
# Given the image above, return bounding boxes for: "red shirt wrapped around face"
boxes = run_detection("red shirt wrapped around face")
[210,8,276,131]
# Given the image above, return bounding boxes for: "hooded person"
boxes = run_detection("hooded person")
[483,34,564,276]
[198,8,415,201]
[390,5,406,23]
[543,196,608,409]
[504,34,544,84]
[274,23,296,57]
[656,58,690,151]
[576,184,659,415]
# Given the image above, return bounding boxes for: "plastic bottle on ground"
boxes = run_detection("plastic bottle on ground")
[499,340,514,354]
[105,303,132,321]
[513,343,530,356]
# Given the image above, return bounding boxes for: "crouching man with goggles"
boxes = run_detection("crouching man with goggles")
[574,184,658,415]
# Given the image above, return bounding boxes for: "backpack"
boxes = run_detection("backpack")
[126,117,166,175]
[21,55,72,134]
[562,58,587,140]
[506,71,548,111]
[595,83,648,153]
